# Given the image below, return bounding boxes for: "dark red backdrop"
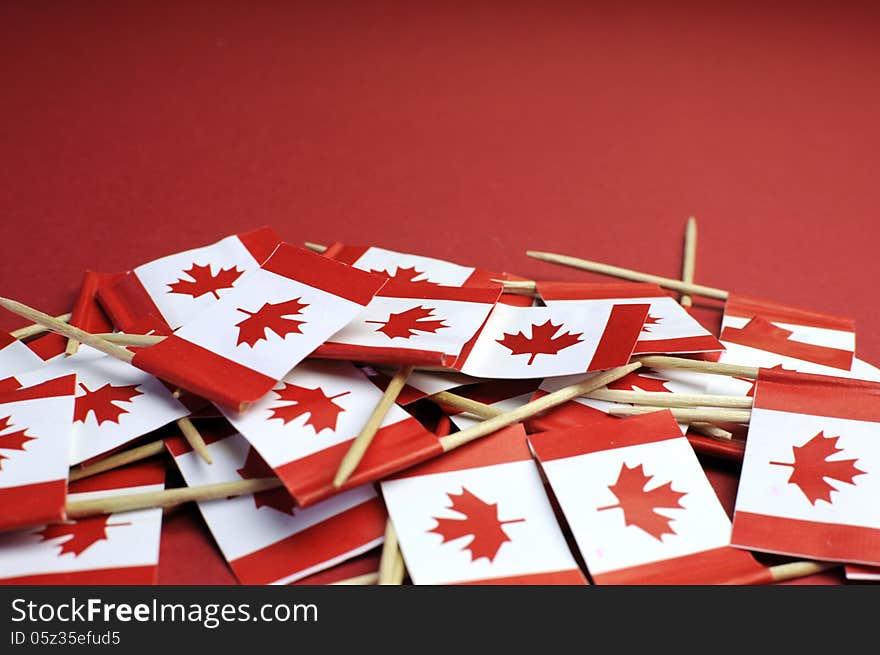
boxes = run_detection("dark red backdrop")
[4,1,876,584]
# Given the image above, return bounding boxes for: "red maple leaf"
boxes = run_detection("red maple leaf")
[235,298,308,347]
[0,415,37,471]
[607,371,672,393]
[597,463,687,540]
[268,384,350,433]
[641,314,663,334]
[376,265,440,286]
[428,487,525,562]
[74,383,144,425]
[36,516,130,557]
[496,320,583,365]
[167,263,244,300]
[236,446,295,515]
[365,305,449,339]
[770,431,866,505]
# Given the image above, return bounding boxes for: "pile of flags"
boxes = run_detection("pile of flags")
[1,224,878,586]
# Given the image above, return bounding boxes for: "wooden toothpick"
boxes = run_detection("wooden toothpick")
[11,312,71,340]
[681,217,697,307]
[438,363,641,452]
[93,333,165,347]
[633,355,759,379]
[65,477,282,519]
[378,520,403,585]
[428,390,504,419]
[304,242,328,253]
[688,422,735,441]
[608,405,751,423]
[176,416,213,465]
[524,250,729,300]
[68,439,166,482]
[0,297,135,364]
[333,365,414,488]
[585,388,753,409]
[768,560,838,583]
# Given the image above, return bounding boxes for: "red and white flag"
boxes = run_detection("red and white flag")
[0,375,76,531]
[15,346,189,465]
[456,297,648,379]
[381,424,586,585]
[845,564,880,582]
[98,226,282,332]
[708,294,856,396]
[220,359,442,506]
[539,282,724,355]
[315,282,501,368]
[444,379,542,432]
[731,369,880,566]
[0,331,44,380]
[131,244,387,411]
[0,461,165,585]
[529,411,769,584]
[361,366,482,406]
[166,431,386,585]
[320,242,501,288]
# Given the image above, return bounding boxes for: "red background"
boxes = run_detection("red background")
[3,1,876,584]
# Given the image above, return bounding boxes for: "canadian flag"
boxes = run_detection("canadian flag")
[530,368,710,435]
[315,282,501,368]
[130,244,387,411]
[529,411,770,584]
[708,294,856,397]
[539,282,724,355]
[0,331,44,380]
[731,368,880,566]
[456,298,648,379]
[845,564,880,581]
[0,375,76,531]
[166,431,386,585]
[98,226,282,332]
[0,461,165,585]
[321,242,502,288]
[220,359,442,507]
[381,424,586,585]
[15,346,189,465]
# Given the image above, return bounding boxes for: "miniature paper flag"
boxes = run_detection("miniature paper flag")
[166,432,386,585]
[381,424,586,585]
[708,294,856,397]
[0,375,76,532]
[0,461,165,585]
[539,282,724,355]
[0,331,44,380]
[731,368,880,566]
[456,298,648,379]
[321,242,502,288]
[315,282,501,368]
[70,270,125,335]
[444,379,542,432]
[15,346,189,465]
[530,368,710,436]
[130,244,387,411]
[97,225,282,332]
[220,359,442,506]
[529,411,769,584]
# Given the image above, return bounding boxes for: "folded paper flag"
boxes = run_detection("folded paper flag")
[538,282,724,355]
[529,411,769,584]
[98,225,282,332]
[381,424,587,585]
[220,359,441,506]
[130,244,387,411]
[315,282,501,368]
[166,431,386,585]
[0,375,76,532]
[15,346,189,465]
[731,368,880,566]
[456,298,648,379]
[0,461,165,585]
